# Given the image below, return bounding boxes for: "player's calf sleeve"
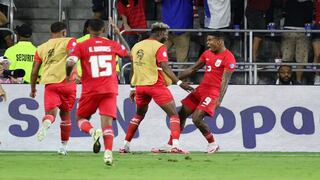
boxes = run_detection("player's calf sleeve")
[43,114,55,124]
[102,126,114,151]
[170,115,181,141]
[60,115,71,142]
[125,114,144,142]
[203,132,215,143]
[77,119,93,134]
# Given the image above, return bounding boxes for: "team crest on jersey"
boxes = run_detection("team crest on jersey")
[215,59,222,67]
[135,49,145,66]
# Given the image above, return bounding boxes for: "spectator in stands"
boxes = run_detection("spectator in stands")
[275,64,299,85]
[281,0,313,84]
[4,24,36,84]
[0,56,22,83]
[155,0,193,69]
[116,0,147,49]
[92,0,107,19]
[312,0,320,85]
[0,10,13,49]
[245,0,271,62]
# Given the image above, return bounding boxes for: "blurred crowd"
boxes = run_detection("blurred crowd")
[1,0,320,85]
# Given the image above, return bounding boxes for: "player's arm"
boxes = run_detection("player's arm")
[109,17,130,55]
[216,70,233,108]
[0,84,6,102]
[178,60,205,80]
[129,59,135,101]
[160,62,194,92]
[30,51,42,98]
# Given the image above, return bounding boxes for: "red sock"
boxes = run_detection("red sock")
[102,126,114,151]
[204,132,215,143]
[125,114,144,142]
[60,115,71,142]
[43,114,55,124]
[77,119,93,134]
[167,135,173,145]
[170,115,180,141]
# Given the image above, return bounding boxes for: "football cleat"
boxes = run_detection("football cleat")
[207,143,219,154]
[104,150,113,166]
[170,147,189,154]
[151,144,172,153]
[119,145,130,153]
[37,120,51,141]
[57,147,68,156]
[92,129,102,153]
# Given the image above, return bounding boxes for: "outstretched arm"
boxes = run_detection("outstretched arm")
[216,70,233,108]
[161,62,194,92]
[178,60,205,80]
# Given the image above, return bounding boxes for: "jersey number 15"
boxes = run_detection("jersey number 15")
[89,55,113,78]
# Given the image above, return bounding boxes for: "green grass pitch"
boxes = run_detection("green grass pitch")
[0,152,320,180]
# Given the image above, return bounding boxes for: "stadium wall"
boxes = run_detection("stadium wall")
[0,85,319,152]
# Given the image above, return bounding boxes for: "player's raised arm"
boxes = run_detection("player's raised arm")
[109,17,130,55]
[178,60,205,80]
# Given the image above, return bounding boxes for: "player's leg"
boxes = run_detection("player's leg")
[76,95,102,153]
[167,105,194,146]
[100,115,114,166]
[57,84,76,155]
[192,109,219,153]
[120,88,150,153]
[37,85,60,141]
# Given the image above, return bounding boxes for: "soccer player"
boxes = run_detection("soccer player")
[66,18,130,165]
[30,22,77,155]
[119,22,194,154]
[156,32,236,153]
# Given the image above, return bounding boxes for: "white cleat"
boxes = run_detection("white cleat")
[151,144,172,153]
[104,150,113,166]
[207,143,219,154]
[37,120,51,141]
[119,145,130,153]
[57,147,68,156]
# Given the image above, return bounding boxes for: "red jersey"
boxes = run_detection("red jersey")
[116,0,147,35]
[70,37,127,95]
[315,0,320,24]
[198,49,236,93]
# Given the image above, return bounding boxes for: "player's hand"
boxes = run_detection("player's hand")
[29,89,36,98]
[215,99,221,109]
[109,17,120,35]
[129,89,136,102]
[179,82,194,93]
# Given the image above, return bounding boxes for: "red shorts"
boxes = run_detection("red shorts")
[44,82,76,112]
[181,87,219,117]
[77,93,117,119]
[135,84,173,107]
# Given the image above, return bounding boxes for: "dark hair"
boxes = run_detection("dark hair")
[88,19,105,32]
[206,31,225,40]
[51,22,67,33]
[278,64,292,72]
[120,0,138,7]
[83,19,90,35]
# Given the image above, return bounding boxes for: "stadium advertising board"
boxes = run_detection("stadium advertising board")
[0,85,319,152]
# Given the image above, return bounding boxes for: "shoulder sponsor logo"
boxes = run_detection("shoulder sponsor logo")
[162,51,167,57]
[230,63,235,69]
[215,59,222,67]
